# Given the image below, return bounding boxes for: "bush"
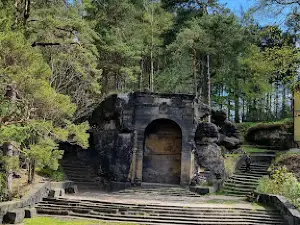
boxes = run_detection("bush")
[257,166,300,211]
[273,152,300,181]
[37,166,65,182]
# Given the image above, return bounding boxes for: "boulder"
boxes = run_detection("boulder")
[48,188,65,198]
[3,209,25,224]
[245,123,293,150]
[24,207,36,218]
[194,122,225,183]
[211,109,243,152]
[194,143,225,182]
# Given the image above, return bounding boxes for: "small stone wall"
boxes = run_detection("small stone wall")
[0,182,50,223]
[0,181,76,223]
[255,192,300,225]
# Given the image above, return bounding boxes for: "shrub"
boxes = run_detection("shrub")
[37,166,65,182]
[257,166,300,211]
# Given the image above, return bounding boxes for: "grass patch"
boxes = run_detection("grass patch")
[24,217,136,225]
[224,154,241,177]
[242,146,273,153]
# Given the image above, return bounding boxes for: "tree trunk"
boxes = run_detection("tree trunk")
[275,80,279,119]
[282,84,286,118]
[140,58,144,91]
[242,97,245,122]
[28,159,35,184]
[227,91,231,120]
[24,0,31,25]
[234,78,240,123]
[3,83,18,196]
[207,55,211,122]
[192,47,197,98]
[266,93,270,120]
[150,3,154,92]
[234,94,240,123]
[150,50,154,92]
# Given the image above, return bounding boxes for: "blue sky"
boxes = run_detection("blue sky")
[219,0,291,27]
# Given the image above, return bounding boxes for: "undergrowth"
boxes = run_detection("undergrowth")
[36,166,65,181]
[257,166,300,211]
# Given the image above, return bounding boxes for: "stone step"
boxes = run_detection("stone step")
[223,188,256,194]
[40,198,279,214]
[63,169,94,173]
[36,207,287,225]
[73,181,101,186]
[232,173,266,179]
[223,183,257,189]
[240,164,269,169]
[36,203,281,216]
[236,170,268,174]
[226,179,259,185]
[238,168,268,173]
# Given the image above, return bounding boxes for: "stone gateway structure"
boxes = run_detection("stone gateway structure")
[71,92,242,189]
[88,92,210,186]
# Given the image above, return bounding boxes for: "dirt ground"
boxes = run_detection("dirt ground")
[11,169,44,199]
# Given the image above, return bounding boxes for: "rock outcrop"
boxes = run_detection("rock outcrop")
[212,109,243,153]
[193,122,225,184]
[245,122,293,150]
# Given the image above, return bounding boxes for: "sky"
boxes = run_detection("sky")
[219,0,291,27]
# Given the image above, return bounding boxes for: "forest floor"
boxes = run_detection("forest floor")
[11,169,44,200]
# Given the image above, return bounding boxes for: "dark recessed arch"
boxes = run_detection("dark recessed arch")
[142,119,182,184]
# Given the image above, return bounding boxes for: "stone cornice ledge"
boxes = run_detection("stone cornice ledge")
[255,192,300,225]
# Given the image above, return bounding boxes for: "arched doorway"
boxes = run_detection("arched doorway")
[142,119,182,184]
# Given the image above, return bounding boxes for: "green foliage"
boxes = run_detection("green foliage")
[0,2,91,196]
[37,167,65,182]
[257,166,300,211]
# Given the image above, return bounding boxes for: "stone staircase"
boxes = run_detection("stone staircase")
[60,157,101,190]
[114,185,201,198]
[35,197,287,224]
[223,153,273,197]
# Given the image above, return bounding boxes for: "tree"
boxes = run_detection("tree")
[84,0,144,93]
[139,1,173,92]
[0,2,90,197]
[25,0,102,119]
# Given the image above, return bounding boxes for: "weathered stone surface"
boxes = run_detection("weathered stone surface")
[255,192,300,225]
[246,123,293,150]
[48,188,65,198]
[24,207,36,218]
[194,122,225,184]
[87,92,203,185]
[3,209,25,224]
[211,109,242,152]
